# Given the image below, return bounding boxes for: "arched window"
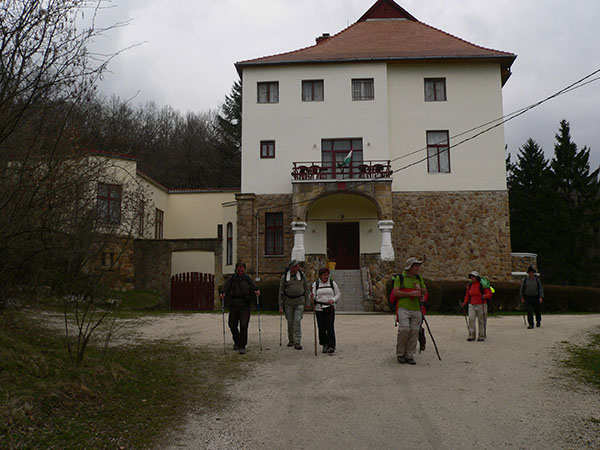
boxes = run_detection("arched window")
[226,222,233,265]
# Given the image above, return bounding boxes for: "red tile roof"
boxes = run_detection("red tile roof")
[236,0,516,83]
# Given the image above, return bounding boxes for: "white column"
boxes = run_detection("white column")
[291,221,307,262]
[378,220,394,261]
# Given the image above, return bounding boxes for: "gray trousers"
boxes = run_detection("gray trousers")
[468,303,487,339]
[396,307,422,359]
[284,303,304,345]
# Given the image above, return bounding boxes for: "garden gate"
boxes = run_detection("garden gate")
[170,272,214,310]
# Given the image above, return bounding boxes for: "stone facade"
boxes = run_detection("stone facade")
[235,193,293,281]
[392,191,512,282]
[361,253,396,311]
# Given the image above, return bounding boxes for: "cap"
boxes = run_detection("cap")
[468,271,480,278]
[404,257,423,270]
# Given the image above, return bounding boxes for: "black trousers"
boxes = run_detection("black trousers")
[316,307,336,349]
[524,295,542,327]
[229,303,251,348]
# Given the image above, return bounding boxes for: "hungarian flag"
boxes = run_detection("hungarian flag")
[342,150,353,166]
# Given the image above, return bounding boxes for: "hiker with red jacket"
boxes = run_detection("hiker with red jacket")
[391,257,428,365]
[461,271,492,342]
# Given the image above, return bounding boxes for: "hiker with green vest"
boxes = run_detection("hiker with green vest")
[279,260,310,350]
[520,266,544,329]
[461,271,492,341]
[391,257,428,365]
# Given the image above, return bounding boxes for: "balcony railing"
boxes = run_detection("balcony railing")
[291,160,392,180]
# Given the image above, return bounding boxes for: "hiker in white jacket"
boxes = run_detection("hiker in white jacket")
[311,267,341,354]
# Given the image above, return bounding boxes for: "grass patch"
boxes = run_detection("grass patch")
[0,310,252,449]
[564,330,600,389]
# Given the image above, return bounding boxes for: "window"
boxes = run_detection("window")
[155,208,164,239]
[97,183,122,224]
[260,140,275,158]
[101,252,115,267]
[226,222,233,265]
[321,138,363,179]
[265,213,283,256]
[257,81,279,103]
[352,78,374,100]
[138,200,145,237]
[427,131,450,173]
[424,78,446,101]
[302,80,324,101]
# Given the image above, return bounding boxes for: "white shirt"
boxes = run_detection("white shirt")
[311,279,341,311]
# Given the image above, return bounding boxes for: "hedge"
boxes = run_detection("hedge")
[386,279,600,314]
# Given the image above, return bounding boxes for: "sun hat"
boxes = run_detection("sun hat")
[404,257,423,270]
[468,270,480,278]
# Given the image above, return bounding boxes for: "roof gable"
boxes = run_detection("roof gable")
[358,0,417,22]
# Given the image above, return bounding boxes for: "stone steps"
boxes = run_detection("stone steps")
[330,269,364,312]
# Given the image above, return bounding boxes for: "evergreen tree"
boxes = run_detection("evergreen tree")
[547,120,600,285]
[508,138,553,259]
[214,80,242,188]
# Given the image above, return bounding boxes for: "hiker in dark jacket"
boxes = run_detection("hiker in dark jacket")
[520,266,544,329]
[220,262,260,354]
[279,260,310,350]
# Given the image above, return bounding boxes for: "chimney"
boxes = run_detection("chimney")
[315,33,330,44]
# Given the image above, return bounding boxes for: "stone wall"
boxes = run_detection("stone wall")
[86,237,136,291]
[511,253,538,275]
[362,253,396,311]
[236,193,293,281]
[392,191,512,281]
[133,238,222,307]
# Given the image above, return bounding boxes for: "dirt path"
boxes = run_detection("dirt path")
[131,313,600,449]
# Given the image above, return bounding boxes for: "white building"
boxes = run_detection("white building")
[232,0,517,309]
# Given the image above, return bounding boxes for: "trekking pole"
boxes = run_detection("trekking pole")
[313,300,318,356]
[256,294,262,352]
[461,302,469,332]
[422,315,441,361]
[279,309,282,346]
[220,294,226,354]
[521,302,527,327]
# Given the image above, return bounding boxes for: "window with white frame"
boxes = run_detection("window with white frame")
[351,78,374,100]
[257,81,279,103]
[427,131,450,173]
[302,79,324,101]
[424,78,446,101]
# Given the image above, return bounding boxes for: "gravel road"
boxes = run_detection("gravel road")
[131,313,600,450]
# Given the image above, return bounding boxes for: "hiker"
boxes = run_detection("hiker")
[391,257,428,365]
[311,267,340,354]
[279,259,310,350]
[520,266,544,329]
[219,262,260,355]
[461,271,492,341]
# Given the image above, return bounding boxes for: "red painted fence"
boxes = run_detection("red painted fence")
[170,272,214,310]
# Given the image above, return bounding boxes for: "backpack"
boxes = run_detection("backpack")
[389,273,425,312]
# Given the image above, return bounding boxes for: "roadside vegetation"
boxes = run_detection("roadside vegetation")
[564,328,600,389]
[0,293,252,450]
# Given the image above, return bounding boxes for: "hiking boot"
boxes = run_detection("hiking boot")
[467,337,475,341]
[477,337,485,342]
[287,342,294,347]
[322,345,328,353]
[397,356,406,364]
[294,344,302,350]
[238,347,246,355]
[527,325,534,329]
[405,358,416,365]
[233,344,239,351]
[536,323,541,328]
[327,347,335,354]
[419,344,426,352]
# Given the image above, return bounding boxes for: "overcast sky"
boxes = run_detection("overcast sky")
[94,0,600,170]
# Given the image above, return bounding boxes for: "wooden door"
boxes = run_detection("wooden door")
[327,222,360,269]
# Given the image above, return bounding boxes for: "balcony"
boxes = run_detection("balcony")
[291,160,392,181]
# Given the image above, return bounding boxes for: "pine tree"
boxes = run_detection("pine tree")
[547,120,600,285]
[508,138,553,259]
[214,80,242,188]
